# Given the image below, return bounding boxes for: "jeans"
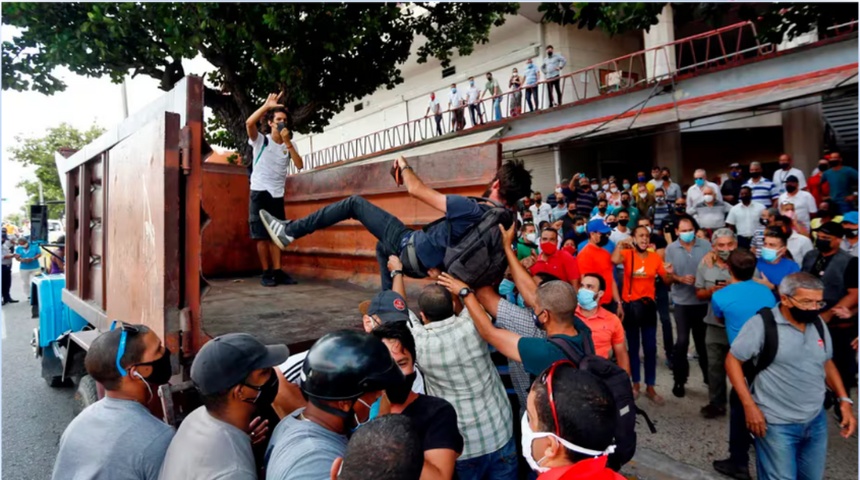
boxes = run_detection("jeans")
[754,409,828,480]
[469,104,482,127]
[829,324,857,397]
[705,325,729,407]
[492,98,502,121]
[525,86,538,111]
[623,300,658,386]
[655,279,673,362]
[2,264,12,301]
[672,303,709,385]
[728,389,752,467]
[434,114,443,135]
[547,78,562,107]
[285,195,413,290]
[455,436,518,480]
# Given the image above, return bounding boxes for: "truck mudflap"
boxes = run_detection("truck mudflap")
[61,329,101,383]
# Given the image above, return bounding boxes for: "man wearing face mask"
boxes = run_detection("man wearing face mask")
[772,154,807,194]
[754,227,800,300]
[726,186,765,250]
[576,274,629,373]
[686,169,722,214]
[551,195,567,222]
[726,273,856,480]
[159,333,288,480]
[590,198,609,221]
[448,83,466,131]
[632,171,655,198]
[541,45,566,107]
[425,92,443,136]
[569,176,597,218]
[744,162,778,208]
[658,167,683,203]
[517,222,539,260]
[482,71,503,122]
[807,158,831,206]
[577,220,623,317]
[841,211,858,256]
[648,188,671,232]
[466,76,483,127]
[801,222,859,397]
[529,227,580,288]
[522,363,624,479]
[689,185,729,232]
[721,163,744,205]
[265,331,403,480]
[530,191,553,226]
[612,191,640,227]
[778,175,817,231]
[821,151,858,214]
[53,324,174,480]
[750,208,778,257]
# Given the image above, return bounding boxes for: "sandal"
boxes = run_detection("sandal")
[645,389,665,406]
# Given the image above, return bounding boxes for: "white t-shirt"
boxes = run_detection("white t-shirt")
[466,86,481,104]
[787,231,814,268]
[529,203,552,226]
[772,167,808,194]
[778,190,817,229]
[609,227,631,245]
[428,98,441,115]
[726,202,766,237]
[449,91,464,108]
[249,134,298,198]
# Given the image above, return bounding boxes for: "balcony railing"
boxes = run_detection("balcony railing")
[296,20,857,173]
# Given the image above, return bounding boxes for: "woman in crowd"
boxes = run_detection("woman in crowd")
[509,68,523,117]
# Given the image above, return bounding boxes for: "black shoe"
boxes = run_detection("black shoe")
[713,459,751,480]
[5,298,18,304]
[672,382,686,398]
[700,404,727,419]
[260,211,293,251]
[273,270,297,285]
[261,270,277,287]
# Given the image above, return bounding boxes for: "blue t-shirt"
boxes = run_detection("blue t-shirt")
[578,239,615,254]
[822,166,858,203]
[756,257,800,298]
[412,195,486,270]
[712,280,778,344]
[15,243,41,270]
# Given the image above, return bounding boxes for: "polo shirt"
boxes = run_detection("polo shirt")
[712,280,777,344]
[576,243,616,305]
[448,91,464,108]
[466,85,480,104]
[694,261,732,326]
[731,306,832,425]
[619,249,665,302]
[574,306,624,359]
[518,325,594,376]
[756,257,800,297]
[690,201,729,229]
[664,239,711,305]
[537,456,625,480]
[726,202,766,237]
[249,134,298,198]
[529,250,580,284]
[15,243,42,270]
[529,203,552,226]
[821,166,858,203]
[427,98,441,115]
[744,178,778,207]
[685,182,722,213]
[772,167,807,193]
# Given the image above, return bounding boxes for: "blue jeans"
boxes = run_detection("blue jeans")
[492,98,502,121]
[525,86,538,111]
[754,409,828,480]
[655,278,673,361]
[625,323,657,386]
[455,437,518,480]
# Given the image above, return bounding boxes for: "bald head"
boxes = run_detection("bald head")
[536,280,577,324]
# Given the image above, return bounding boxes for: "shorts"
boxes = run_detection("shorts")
[249,190,285,240]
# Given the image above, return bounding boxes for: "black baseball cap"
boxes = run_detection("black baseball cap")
[361,291,410,324]
[816,221,844,238]
[785,175,799,183]
[191,333,289,395]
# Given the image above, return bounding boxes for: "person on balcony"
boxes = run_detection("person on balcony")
[541,45,567,108]
[509,68,523,117]
[466,77,483,128]
[447,83,466,131]
[259,156,531,290]
[482,71,503,122]
[523,58,540,112]
[245,92,303,287]
[425,92,443,136]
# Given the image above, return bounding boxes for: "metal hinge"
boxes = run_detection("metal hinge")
[179,126,192,175]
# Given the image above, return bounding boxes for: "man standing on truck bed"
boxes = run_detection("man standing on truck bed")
[260,156,531,290]
[246,92,304,287]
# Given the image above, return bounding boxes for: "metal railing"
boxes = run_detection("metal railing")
[296,20,857,172]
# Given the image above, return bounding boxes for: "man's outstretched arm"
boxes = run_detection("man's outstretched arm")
[397,156,447,213]
[246,92,283,142]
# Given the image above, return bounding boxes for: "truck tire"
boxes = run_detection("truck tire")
[74,375,98,414]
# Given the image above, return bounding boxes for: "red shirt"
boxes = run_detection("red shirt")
[808,172,830,206]
[537,457,625,480]
[530,250,580,283]
[575,243,615,305]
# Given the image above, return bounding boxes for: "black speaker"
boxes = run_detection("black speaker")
[29,205,48,243]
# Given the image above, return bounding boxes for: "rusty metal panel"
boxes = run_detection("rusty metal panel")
[65,168,79,293]
[87,156,105,310]
[105,113,181,341]
[200,164,257,277]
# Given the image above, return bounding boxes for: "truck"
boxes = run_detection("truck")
[46,76,500,423]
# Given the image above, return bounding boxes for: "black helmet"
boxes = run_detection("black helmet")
[301,330,404,401]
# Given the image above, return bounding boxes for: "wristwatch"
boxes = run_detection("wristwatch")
[401,165,413,173]
[390,270,403,279]
[458,287,475,299]
[838,397,854,405]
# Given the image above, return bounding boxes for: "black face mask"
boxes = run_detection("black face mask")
[750,172,762,179]
[785,185,797,194]
[789,306,822,324]
[621,200,630,207]
[618,219,629,227]
[815,238,834,253]
[759,218,769,226]
[598,207,607,213]
[662,175,670,181]
[242,368,280,407]
[779,162,790,170]
[597,234,609,247]
[607,221,618,229]
[846,229,859,239]
[819,164,829,172]
[830,160,842,167]
[386,371,417,405]
[133,349,173,385]
[740,196,752,205]
[634,243,647,253]
[675,205,686,213]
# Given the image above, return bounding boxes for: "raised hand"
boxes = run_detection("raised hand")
[499,223,517,248]
[387,255,403,273]
[264,92,284,110]
[437,272,468,296]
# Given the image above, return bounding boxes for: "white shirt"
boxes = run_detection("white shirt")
[448,91,464,108]
[466,85,481,104]
[685,182,722,214]
[529,203,552,226]
[841,239,858,257]
[609,227,631,245]
[427,98,441,115]
[248,134,298,198]
[726,201,766,237]
[772,167,808,194]
[787,231,813,268]
[778,190,817,229]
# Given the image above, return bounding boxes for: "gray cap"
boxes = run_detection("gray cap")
[191,333,289,395]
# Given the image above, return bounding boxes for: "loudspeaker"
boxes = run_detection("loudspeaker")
[29,205,48,243]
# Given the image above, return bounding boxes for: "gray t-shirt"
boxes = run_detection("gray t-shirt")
[265,409,349,480]
[158,406,256,480]
[695,261,732,326]
[730,306,833,425]
[665,239,712,305]
[52,396,174,480]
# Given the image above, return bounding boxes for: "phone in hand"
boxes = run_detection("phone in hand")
[390,163,403,187]
[715,279,727,286]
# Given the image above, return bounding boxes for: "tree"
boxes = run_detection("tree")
[7,123,104,217]
[2,3,519,158]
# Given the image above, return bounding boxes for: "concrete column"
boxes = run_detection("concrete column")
[781,97,824,174]
[643,5,676,81]
[654,124,684,181]
[553,145,562,185]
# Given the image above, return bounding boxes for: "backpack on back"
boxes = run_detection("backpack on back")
[443,197,513,288]
[742,307,827,387]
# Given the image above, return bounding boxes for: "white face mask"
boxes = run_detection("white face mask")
[591,184,599,191]
[520,412,615,473]
[703,194,715,203]
[609,187,618,194]
[638,192,647,199]
[525,233,537,244]
[602,184,609,191]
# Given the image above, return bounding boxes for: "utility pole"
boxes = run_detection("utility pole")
[121,77,129,119]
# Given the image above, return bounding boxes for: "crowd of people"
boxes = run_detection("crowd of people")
[49,91,858,480]
[425,45,568,134]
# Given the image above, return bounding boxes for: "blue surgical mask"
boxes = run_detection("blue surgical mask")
[695,178,705,187]
[499,279,515,296]
[679,231,696,243]
[622,183,631,190]
[575,225,586,235]
[353,397,381,433]
[451,88,456,94]
[761,247,779,263]
[470,80,474,86]
[576,288,599,311]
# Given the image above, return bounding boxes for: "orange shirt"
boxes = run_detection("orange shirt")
[575,306,624,358]
[530,250,580,283]
[619,249,665,302]
[575,243,615,305]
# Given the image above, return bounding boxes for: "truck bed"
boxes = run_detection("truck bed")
[201,277,373,352]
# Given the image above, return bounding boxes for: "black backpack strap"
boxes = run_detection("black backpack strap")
[747,307,779,385]
[548,336,584,366]
[636,407,658,434]
[468,196,505,209]
[812,317,827,352]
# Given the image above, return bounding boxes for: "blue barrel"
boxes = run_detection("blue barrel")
[33,274,89,348]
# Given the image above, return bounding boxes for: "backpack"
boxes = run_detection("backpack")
[742,307,827,387]
[548,337,655,471]
[246,135,269,176]
[442,197,514,288]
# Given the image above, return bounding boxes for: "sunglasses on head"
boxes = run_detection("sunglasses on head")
[109,321,141,377]
[537,360,575,436]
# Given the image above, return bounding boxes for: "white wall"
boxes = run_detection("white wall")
[517,149,558,199]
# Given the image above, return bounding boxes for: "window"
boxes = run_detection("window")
[354,103,364,112]
[442,66,456,78]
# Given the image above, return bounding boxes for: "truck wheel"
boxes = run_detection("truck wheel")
[74,375,99,414]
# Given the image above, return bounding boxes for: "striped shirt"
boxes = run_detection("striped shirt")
[744,178,778,207]
[575,189,598,217]
[496,299,545,417]
[649,203,671,231]
[408,309,513,460]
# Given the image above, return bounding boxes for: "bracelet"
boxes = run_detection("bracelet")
[401,165,413,172]
[838,397,854,405]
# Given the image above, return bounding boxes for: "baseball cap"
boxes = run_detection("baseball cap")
[841,211,858,225]
[362,290,410,324]
[729,163,740,168]
[587,219,611,234]
[191,333,289,395]
[816,221,844,238]
[785,175,799,183]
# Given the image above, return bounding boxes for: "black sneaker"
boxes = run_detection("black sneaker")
[273,270,297,285]
[672,382,686,398]
[261,270,277,287]
[713,459,751,480]
[700,403,727,419]
[260,211,294,251]
[6,298,18,303]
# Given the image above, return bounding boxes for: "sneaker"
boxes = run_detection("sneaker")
[260,210,294,250]
[260,270,277,287]
[273,270,297,285]
[712,459,751,480]
[700,404,727,419]
[6,298,18,304]
[672,382,686,398]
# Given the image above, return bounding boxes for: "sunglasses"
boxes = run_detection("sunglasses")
[109,321,141,377]
[537,360,575,436]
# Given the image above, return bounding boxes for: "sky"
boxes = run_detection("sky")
[1,26,214,221]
